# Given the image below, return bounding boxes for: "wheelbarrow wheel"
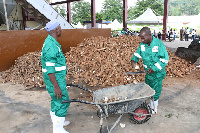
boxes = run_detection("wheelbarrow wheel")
[129,103,151,124]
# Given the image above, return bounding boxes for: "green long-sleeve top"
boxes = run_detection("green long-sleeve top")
[41,35,67,75]
[131,36,169,79]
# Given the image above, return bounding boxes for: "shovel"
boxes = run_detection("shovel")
[126,71,147,75]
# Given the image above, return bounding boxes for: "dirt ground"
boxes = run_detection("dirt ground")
[0,69,200,133]
[1,40,200,133]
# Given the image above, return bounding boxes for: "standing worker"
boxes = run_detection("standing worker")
[180,27,184,41]
[158,31,162,40]
[173,29,176,40]
[131,27,169,114]
[41,20,70,133]
[121,27,125,35]
[185,27,190,41]
[192,29,196,40]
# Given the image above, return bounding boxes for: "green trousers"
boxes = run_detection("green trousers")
[145,75,163,101]
[44,73,70,117]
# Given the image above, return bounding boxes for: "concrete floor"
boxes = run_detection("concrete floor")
[0,37,199,133]
[162,38,193,53]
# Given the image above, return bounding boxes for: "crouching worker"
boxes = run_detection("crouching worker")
[131,27,169,114]
[41,20,70,133]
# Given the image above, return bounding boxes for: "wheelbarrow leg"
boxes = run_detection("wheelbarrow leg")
[100,111,104,133]
[108,114,124,133]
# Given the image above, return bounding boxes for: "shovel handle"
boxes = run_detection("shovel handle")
[126,71,147,75]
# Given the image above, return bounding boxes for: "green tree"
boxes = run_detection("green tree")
[54,5,67,18]
[101,0,123,23]
[71,1,91,25]
[168,0,200,16]
[128,0,164,20]
[96,12,103,21]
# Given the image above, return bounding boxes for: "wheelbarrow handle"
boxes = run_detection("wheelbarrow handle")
[61,99,96,105]
[66,84,93,93]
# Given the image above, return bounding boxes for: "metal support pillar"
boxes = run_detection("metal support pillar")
[67,2,71,24]
[91,0,96,28]
[3,0,9,31]
[162,0,169,40]
[123,0,127,31]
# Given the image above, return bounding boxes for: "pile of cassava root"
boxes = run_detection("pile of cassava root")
[1,35,196,89]
[1,51,45,89]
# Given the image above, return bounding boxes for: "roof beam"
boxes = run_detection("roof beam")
[50,0,82,5]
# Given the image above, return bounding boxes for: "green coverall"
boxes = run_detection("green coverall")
[121,29,125,34]
[41,35,70,117]
[131,36,169,101]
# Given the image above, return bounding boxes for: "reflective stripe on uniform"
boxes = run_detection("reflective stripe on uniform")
[155,62,162,70]
[57,46,61,52]
[143,64,147,68]
[42,68,47,73]
[134,53,142,59]
[141,45,145,51]
[55,66,66,71]
[46,62,55,66]
[160,58,168,64]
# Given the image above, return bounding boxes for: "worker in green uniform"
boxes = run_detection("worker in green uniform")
[41,20,70,133]
[131,27,169,114]
[121,27,125,34]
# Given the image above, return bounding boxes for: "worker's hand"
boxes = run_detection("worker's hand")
[54,86,62,99]
[131,60,136,68]
[147,68,154,74]
[48,73,62,99]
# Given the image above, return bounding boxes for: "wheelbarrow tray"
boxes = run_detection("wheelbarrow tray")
[93,83,155,104]
[93,83,155,116]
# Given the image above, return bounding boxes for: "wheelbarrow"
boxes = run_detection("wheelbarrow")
[62,83,155,133]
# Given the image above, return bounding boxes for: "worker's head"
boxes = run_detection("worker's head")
[139,27,152,45]
[45,20,62,38]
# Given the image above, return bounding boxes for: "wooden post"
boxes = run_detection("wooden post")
[3,0,9,31]
[22,8,27,29]
[123,0,127,31]
[162,0,169,41]
[67,2,71,24]
[91,0,96,28]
